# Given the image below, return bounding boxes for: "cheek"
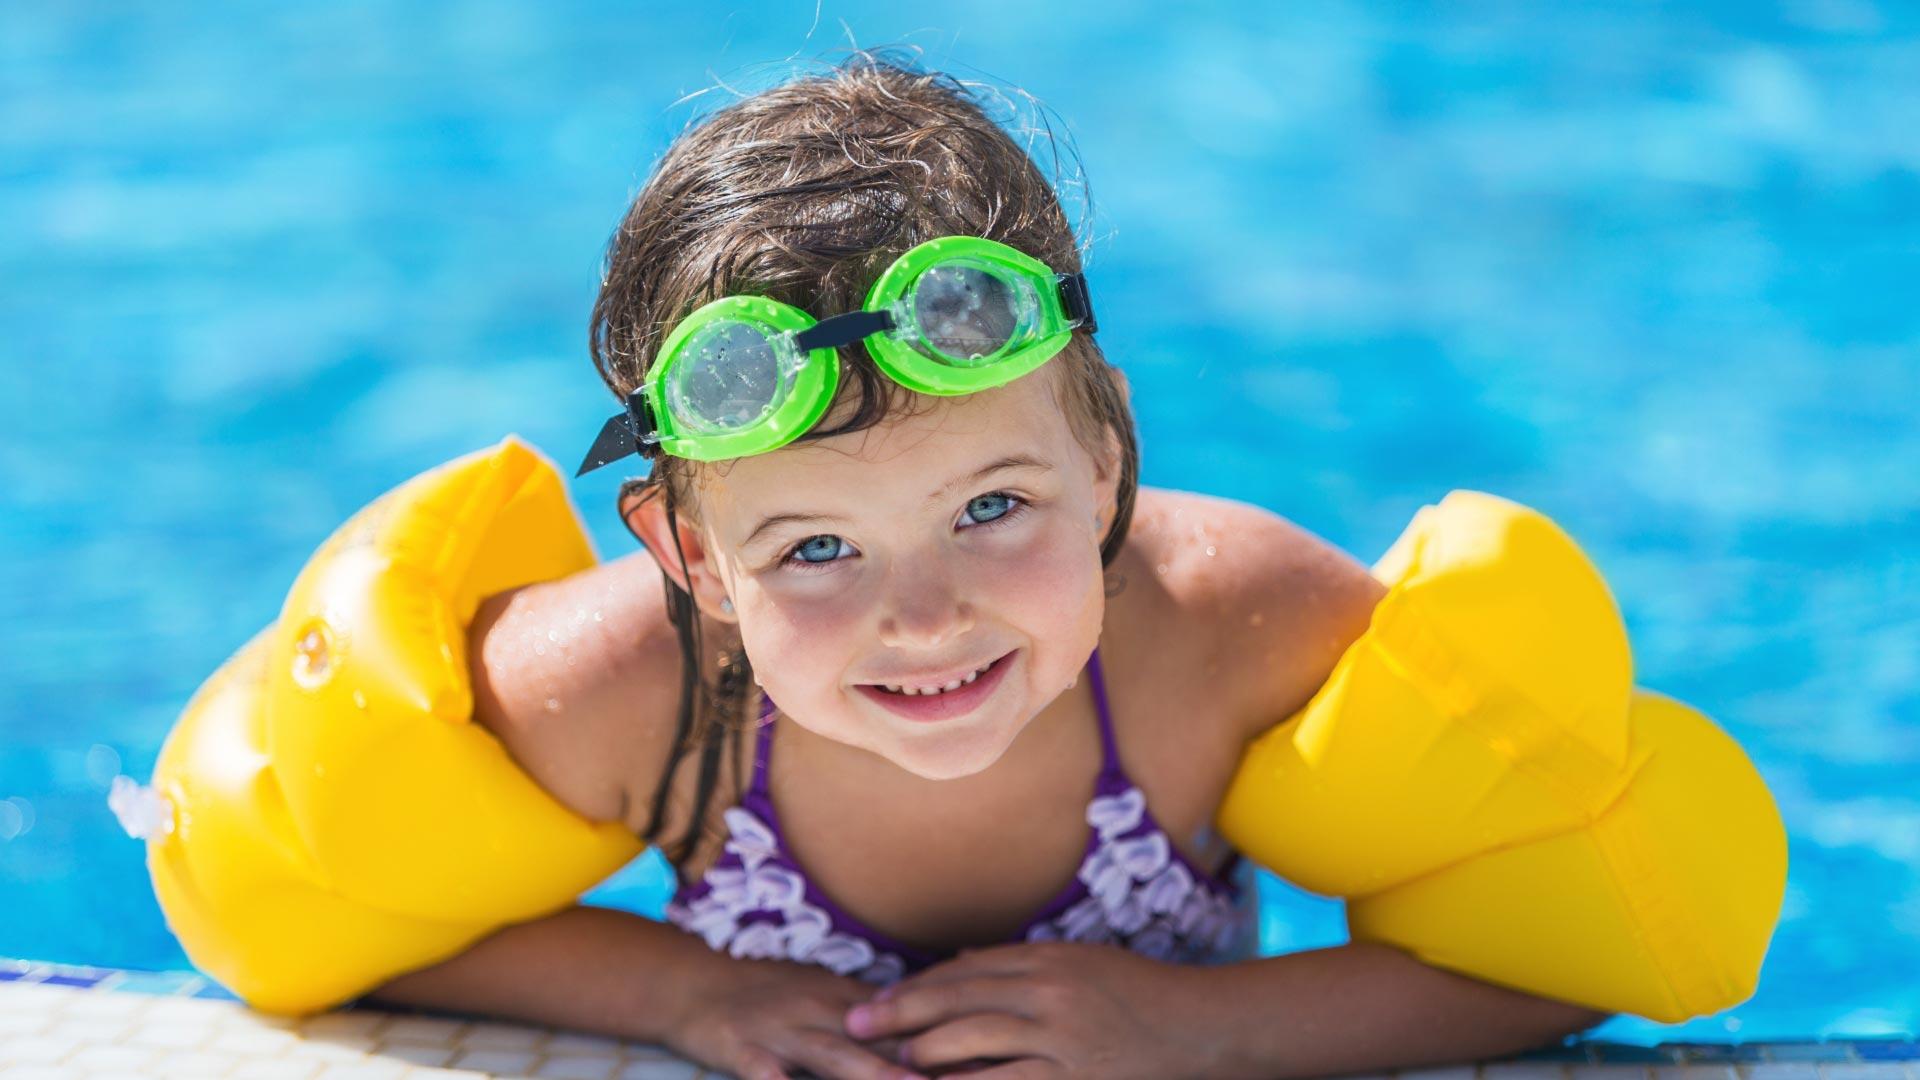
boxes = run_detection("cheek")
[978,517,1106,671]
[734,580,865,706]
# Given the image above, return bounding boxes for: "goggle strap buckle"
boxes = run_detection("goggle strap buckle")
[574,388,661,477]
[1058,272,1098,336]
[793,308,895,353]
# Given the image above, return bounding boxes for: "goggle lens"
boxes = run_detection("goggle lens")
[907,259,1043,367]
[667,320,789,435]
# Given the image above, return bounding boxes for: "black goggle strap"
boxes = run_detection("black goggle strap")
[575,387,660,477]
[1057,271,1097,336]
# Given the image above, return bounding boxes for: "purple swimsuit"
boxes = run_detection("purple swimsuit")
[664,650,1256,985]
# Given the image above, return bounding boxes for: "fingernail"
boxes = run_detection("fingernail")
[845,1004,873,1037]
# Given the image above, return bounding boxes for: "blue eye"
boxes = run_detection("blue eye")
[771,488,1029,572]
[783,534,852,568]
[960,490,1021,522]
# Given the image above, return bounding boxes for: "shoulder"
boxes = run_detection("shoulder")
[467,549,685,831]
[1116,487,1387,743]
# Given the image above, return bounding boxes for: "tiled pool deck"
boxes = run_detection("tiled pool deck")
[3,960,1916,1079]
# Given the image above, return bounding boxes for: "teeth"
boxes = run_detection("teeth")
[877,660,994,696]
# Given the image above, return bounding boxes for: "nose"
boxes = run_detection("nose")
[877,559,975,651]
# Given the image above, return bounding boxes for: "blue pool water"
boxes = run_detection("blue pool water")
[3,1,1917,1047]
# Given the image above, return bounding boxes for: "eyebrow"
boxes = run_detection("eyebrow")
[739,455,1053,550]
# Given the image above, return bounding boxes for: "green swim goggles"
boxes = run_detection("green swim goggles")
[576,235,1098,473]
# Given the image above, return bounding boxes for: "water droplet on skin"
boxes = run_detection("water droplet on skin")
[565,655,578,666]
[543,698,561,713]
[1205,546,1217,557]
[534,643,547,656]
[1155,564,1168,575]
[546,629,561,643]
[1249,612,1265,626]
[592,611,605,622]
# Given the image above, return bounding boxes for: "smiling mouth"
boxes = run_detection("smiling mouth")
[854,650,1017,722]
[872,658,998,697]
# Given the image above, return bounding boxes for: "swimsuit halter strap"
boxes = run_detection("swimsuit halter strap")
[749,693,777,798]
[749,650,1120,795]
[1085,647,1123,775]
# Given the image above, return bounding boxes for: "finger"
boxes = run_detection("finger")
[898,1013,1044,1072]
[958,1059,1057,1080]
[890,943,1048,988]
[731,1044,793,1080]
[772,1027,929,1080]
[847,975,1037,1039]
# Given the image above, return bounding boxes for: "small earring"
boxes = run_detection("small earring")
[719,597,734,615]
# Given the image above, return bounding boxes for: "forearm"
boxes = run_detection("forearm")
[362,904,730,1046]
[1194,941,1608,1079]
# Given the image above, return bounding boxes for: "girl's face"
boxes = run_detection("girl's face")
[689,370,1118,781]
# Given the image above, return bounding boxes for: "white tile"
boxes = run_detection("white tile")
[41,1014,136,1043]
[230,1060,324,1080]
[379,1044,458,1069]
[0,1036,78,1067]
[65,1044,160,1072]
[211,1025,304,1055]
[145,996,246,1026]
[302,1011,395,1040]
[379,1016,470,1047]
[451,1048,540,1074]
[315,1062,412,1079]
[127,1021,219,1050]
[151,1049,244,1077]
[294,1033,380,1063]
[0,1012,50,1039]
[613,1062,703,1080]
[0,985,71,1011]
[536,1055,621,1079]
[458,1020,548,1051]
[546,1032,624,1055]
[55,990,153,1019]
[237,1011,308,1031]
[0,1067,78,1080]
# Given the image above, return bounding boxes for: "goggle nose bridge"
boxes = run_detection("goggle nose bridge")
[793,308,897,353]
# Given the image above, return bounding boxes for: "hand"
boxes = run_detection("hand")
[842,943,1222,1079]
[668,955,929,1080]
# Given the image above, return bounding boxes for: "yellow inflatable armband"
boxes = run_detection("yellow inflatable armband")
[143,436,644,1015]
[1217,490,1786,1023]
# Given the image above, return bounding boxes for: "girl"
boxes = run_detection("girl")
[369,53,1606,1080]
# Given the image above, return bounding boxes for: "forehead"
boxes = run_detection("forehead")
[693,367,1085,519]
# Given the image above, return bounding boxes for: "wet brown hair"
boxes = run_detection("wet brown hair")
[588,50,1139,868]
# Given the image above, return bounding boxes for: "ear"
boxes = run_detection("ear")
[619,482,737,623]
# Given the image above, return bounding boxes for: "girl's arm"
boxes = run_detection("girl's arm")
[466,549,689,831]
[1192,941,1608,1079]
[362,903,734,1044]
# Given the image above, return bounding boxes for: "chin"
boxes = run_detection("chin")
[889,733,1016,781]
